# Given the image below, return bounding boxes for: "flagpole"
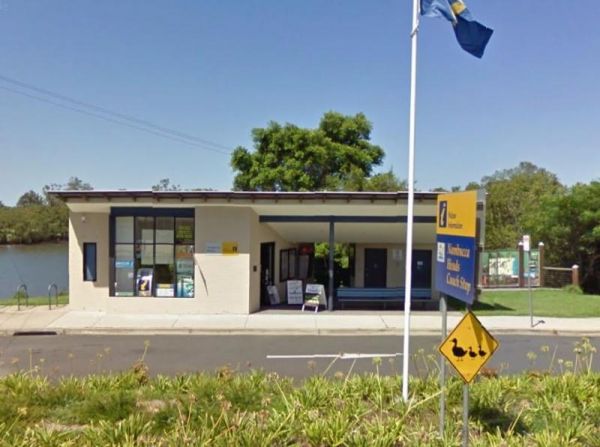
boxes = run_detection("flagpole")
[402,0,419,403]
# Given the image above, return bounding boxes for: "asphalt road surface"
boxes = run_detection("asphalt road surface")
[0,334,597,380]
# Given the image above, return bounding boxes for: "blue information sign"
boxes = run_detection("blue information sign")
[435,234,477,304]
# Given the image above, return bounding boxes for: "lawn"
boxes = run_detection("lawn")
[0,293,69,307]
[449,288,600,318]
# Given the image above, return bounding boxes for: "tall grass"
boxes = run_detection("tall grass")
[0,338,598,445]
[0,368,598,445]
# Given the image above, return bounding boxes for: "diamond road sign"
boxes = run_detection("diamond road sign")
[439,311,499,384]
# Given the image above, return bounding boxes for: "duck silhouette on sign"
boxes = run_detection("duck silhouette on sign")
[468,347,478,359]
[478,345,487,357]
[451,338,467,360]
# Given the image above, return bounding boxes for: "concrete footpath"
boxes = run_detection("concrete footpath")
[0,305,599,336]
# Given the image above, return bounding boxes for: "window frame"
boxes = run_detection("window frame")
[109,208,194,298]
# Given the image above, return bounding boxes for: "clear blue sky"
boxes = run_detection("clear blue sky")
[1,1,599,205]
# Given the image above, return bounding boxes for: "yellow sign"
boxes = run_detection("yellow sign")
[439,311,499,384]
[436,190,477,238]
[222,241,239,255]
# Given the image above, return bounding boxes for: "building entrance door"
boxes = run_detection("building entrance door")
[260,242,275,306]
[412,250,432,288]
[364,248,387,287]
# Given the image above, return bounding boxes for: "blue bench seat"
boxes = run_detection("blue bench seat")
[336,287,432,309]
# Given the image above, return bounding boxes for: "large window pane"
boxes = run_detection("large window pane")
[115,244,134,296]
[176,244,194,298]
[156,217,174,244]
[115,217,134,243]
[176,245,194,274]
[155,245,175,297]
[112,211,194,298]
[176,218,194,244]
[136,244,154,267]
[136,217,154,244]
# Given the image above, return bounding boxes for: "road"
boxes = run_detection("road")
[0,334,597,380]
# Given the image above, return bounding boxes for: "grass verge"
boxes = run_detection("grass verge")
[0,293,69,307]
[0,366,599,446]
[449,288,600,317]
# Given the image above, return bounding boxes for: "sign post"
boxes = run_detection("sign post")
[435,191,497,445]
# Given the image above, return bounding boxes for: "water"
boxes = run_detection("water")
[0,243,68,299]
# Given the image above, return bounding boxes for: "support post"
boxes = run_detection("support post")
[439,294,447,438]
[463,381,469,447]
[572,264,579,288]
[328,221,335,311]
[402,0,420,404]
[462,302,472,447]
[518,241,524,288]
[538,242,545,287]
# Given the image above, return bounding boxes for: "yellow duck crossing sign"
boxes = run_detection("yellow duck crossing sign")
[439,311,499,384]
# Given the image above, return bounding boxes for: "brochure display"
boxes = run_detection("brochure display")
[302,283,326,312]
[267,285,280,305]
[286,280,304,305]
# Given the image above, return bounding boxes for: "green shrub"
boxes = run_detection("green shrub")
[562,284,584,294]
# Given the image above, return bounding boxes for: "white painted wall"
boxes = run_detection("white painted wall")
[68,212,110,311]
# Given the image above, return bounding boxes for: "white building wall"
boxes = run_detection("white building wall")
[68,212,110,311]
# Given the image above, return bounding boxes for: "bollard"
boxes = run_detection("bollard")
[572,265,579,287]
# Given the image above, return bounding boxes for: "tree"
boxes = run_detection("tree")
[152,178,181,191]
[0,201,5,208]
[531,181,600,294]
[43,176,93,206]
[231,112,385,191]
[16,190,45,207]
[65,176,93,191]
[481,162,564,249]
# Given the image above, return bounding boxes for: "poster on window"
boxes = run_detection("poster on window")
[286,280,304,305]
[177,275,194,298]
[156,284,175,297]
[136,268,153,297]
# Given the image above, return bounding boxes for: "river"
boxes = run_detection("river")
[0,243,68,299]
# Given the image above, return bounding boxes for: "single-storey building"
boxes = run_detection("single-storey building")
[53,190,442,314]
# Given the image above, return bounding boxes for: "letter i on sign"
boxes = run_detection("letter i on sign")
[439,201,448,228]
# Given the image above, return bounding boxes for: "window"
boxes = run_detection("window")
[280,248,297,282]
[111,209,194,298]
[83,243,97,282]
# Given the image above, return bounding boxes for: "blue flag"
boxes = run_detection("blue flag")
[421,0,493,58]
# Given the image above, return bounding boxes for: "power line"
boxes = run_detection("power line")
[0,74,234,154]
[0,85,232,155]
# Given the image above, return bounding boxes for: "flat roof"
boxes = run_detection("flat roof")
[51,190,439,202]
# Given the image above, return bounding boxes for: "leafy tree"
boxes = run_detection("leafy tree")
[341,169,406,192]
[65,176,93,191]
[231,112,385,191]
[0,201,5,208]
[531,181,600,293]
[16,190,45,207]
[481,162,564,249]
[152,178,181,191]
[43,177,93,206]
